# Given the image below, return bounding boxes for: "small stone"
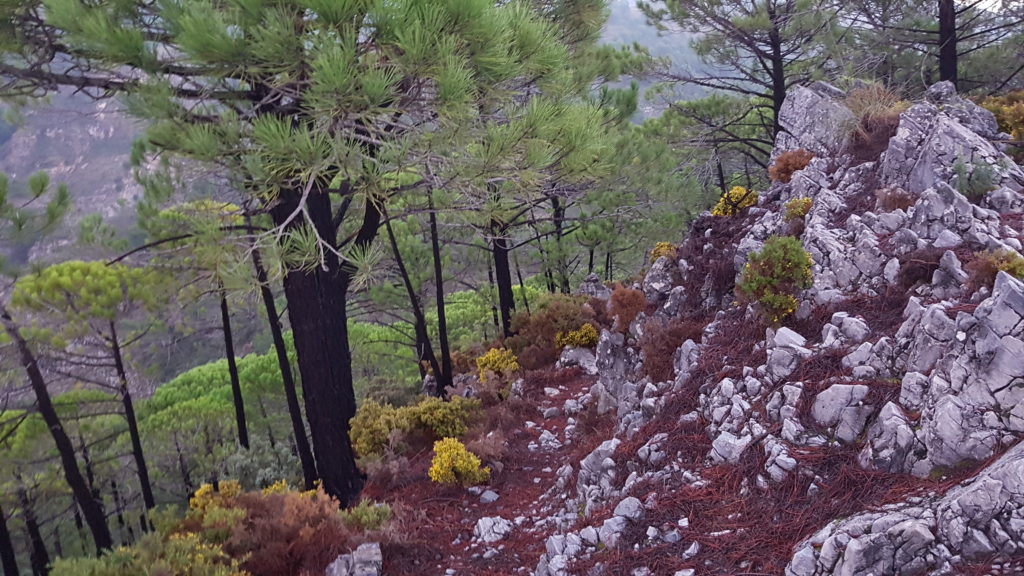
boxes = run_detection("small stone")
[613,496,644,521]
[480,490,499,504]
[681,541,700,560]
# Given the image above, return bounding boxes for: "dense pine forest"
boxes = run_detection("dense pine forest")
[0,0,1023,574]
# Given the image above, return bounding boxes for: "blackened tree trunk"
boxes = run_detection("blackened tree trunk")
[486,260,500,334]
[249,240,318,490]
[490,222,516,338]
[16,486,47,576]
[427,190,453,395]
[938,0,958,85]
[382,213,442,383]
[0,503,18,576]
[513,252,531,314]
[108,322,156,514]
[766,5,787,137]
[0,306,112,552]
[270,186,372,506]
[218,289,249,449]
[551,197,571,294]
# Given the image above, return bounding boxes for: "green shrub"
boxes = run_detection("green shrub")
[953,159,998,199]
[712,186,757,216]
[51,532,247,576]
[350,396,482,458]
[784,197,813,221]
[979,91,1024,161]
[736,236,814,324]
[338,499,392,531]
[428,438,490,486]
[966,249,1024,292]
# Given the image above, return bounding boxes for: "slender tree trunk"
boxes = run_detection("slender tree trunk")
[249,239,318,490]
[270,187,368,506]
[218,289,249,449]
[173,435,194,495]
[587,247,595,275]
[426,190,453,395]
[0,503,18,576]
[108,323,156,514]
[257,397,277,449]
[50,526,61,560]
[513,251,531,315]
[605,252,613,282]
[110,480,130,547]
[766,7,787,138]
[382,212,442,383]
[490,222,516,338]
[16,486,47,576]
[0,306,112,552]
[486,260,500,335]
[938,0,958,86]
[715,148,727,195]
[551,197,571,294]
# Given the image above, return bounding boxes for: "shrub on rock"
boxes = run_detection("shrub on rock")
[770,149,814,183]
[736,236,814,324]
[967,249,1024,292]
[712,186,758,216]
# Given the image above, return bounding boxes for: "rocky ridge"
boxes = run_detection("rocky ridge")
[527,82,1024,576]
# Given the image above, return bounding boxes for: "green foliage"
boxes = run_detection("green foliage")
[736,236,814,324]
[712,186,757,217]
[338,500,391,532]
[966,249,1024,292]
[475,348,521,382]
[980,92,1024,161]
[953,159,999,199]
[428,438,490,486]
[349,396,482,458]
[555,323,599,349]
[50,532,248,576]
[784,197,813,221]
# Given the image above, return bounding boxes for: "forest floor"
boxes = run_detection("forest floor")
[362,366,606,576]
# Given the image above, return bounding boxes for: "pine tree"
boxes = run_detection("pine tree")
[1,0,613,504]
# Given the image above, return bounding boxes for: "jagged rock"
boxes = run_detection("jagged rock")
[598,516,629,548]
[579,273,612,300]
[577,438,621,515]
[474,517,513,544]
[557,346,598,375]
[642,256,678,304]
[773,82,856,160]
[657,286,688,318]
[325,543,383,576]
[480,490,500,504]
[811,384,872,443]
[613,496,644,521]
[788,441,1024,576]
[858,402,922,473]
[711,431,753,464]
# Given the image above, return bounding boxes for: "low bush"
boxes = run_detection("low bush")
[51,532,248,576]
[609,286,645,331]
[428,438,490,486]
[712,186,758,216]
[649,242,678,262]
[875,186,916,212]
[784,197,813,221]
[979,91,1024,161]
[966,249,1024,292]
[506,294,593,368]
[770,149,814,184]
[475,348,520,382]
[844,83,909,164]
[350,396,482,458]
[555,322,599,349]
[736,236,814,324]
[338,499,392,531]
[897,248,944,289]
[953,159,998,200]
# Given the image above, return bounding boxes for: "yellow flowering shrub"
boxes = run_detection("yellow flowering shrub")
[736,236,814,324]
[784,197,813,221]
[350,396,482,457]
[476,347,520,382]
[555,323,599,349]
[50,532,248,576]
[712,186,757,216]
[428,438,490,486]
[649,242,678,262]
[980,91,1024,161]
[189,480,242,513]
[260,479,289,496]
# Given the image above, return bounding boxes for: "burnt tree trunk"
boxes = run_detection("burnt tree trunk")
[269,185,372,506]
[250,240,318,490]
[938,0,958,85]
[490,222,516,338]
[218,289,249,449]
[0,503,18,576]
[766,4,787,138]
[427,189,453,395]
[0,306,112,552]
[16,487,47,576]
[109,322,156,514]
[383,212,442,383]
